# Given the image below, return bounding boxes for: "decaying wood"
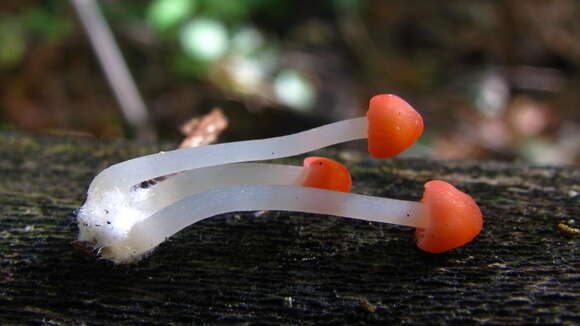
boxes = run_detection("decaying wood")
[0,132,578,325]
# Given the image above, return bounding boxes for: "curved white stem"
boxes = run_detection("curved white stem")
[139,163,305,213]
[87,117,368,199]
[80,163,314,251]
[100,185,427,263]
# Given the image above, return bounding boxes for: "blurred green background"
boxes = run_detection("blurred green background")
[1,0,579,165]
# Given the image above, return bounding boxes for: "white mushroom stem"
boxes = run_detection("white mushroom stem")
[86,117,367,201]
[79,162,326,253]
[137,163,306,213]
[97,185,428,263]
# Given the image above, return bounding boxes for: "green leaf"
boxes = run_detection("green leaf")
[147,0,197,31]
[274,70,316,111]
[0,18,25,68]
[180,18,229,62]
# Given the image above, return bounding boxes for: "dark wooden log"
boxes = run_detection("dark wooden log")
[0,131,578,325]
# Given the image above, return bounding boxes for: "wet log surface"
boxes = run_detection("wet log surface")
[0,131,578,325]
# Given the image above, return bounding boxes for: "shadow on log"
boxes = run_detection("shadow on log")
[0,132,578,325]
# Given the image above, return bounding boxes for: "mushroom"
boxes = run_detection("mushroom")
[367,94,424,158]
[75,94,454,264]
[415,180,483,253]
[84,94,423,203]
[77,157,351,257]
[128,156,351,214]
[88,180,481,263]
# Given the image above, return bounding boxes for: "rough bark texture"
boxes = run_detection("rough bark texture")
[0,131,578,326]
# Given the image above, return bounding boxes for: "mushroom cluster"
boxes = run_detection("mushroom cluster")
[77,94,483,263]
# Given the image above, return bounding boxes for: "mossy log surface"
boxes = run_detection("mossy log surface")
[0,131,578,326]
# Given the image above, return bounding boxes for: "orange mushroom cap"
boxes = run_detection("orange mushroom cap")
[300,156,352,192]
[367,94,424,158]
[415,180,483,253]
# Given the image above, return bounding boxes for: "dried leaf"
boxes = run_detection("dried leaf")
[178,108,228,149]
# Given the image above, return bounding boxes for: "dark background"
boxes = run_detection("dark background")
[1,0,579,165]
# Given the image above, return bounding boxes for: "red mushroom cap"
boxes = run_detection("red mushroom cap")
[415,180,483,253]
[366,94,424,158]
[300,156,352,192]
